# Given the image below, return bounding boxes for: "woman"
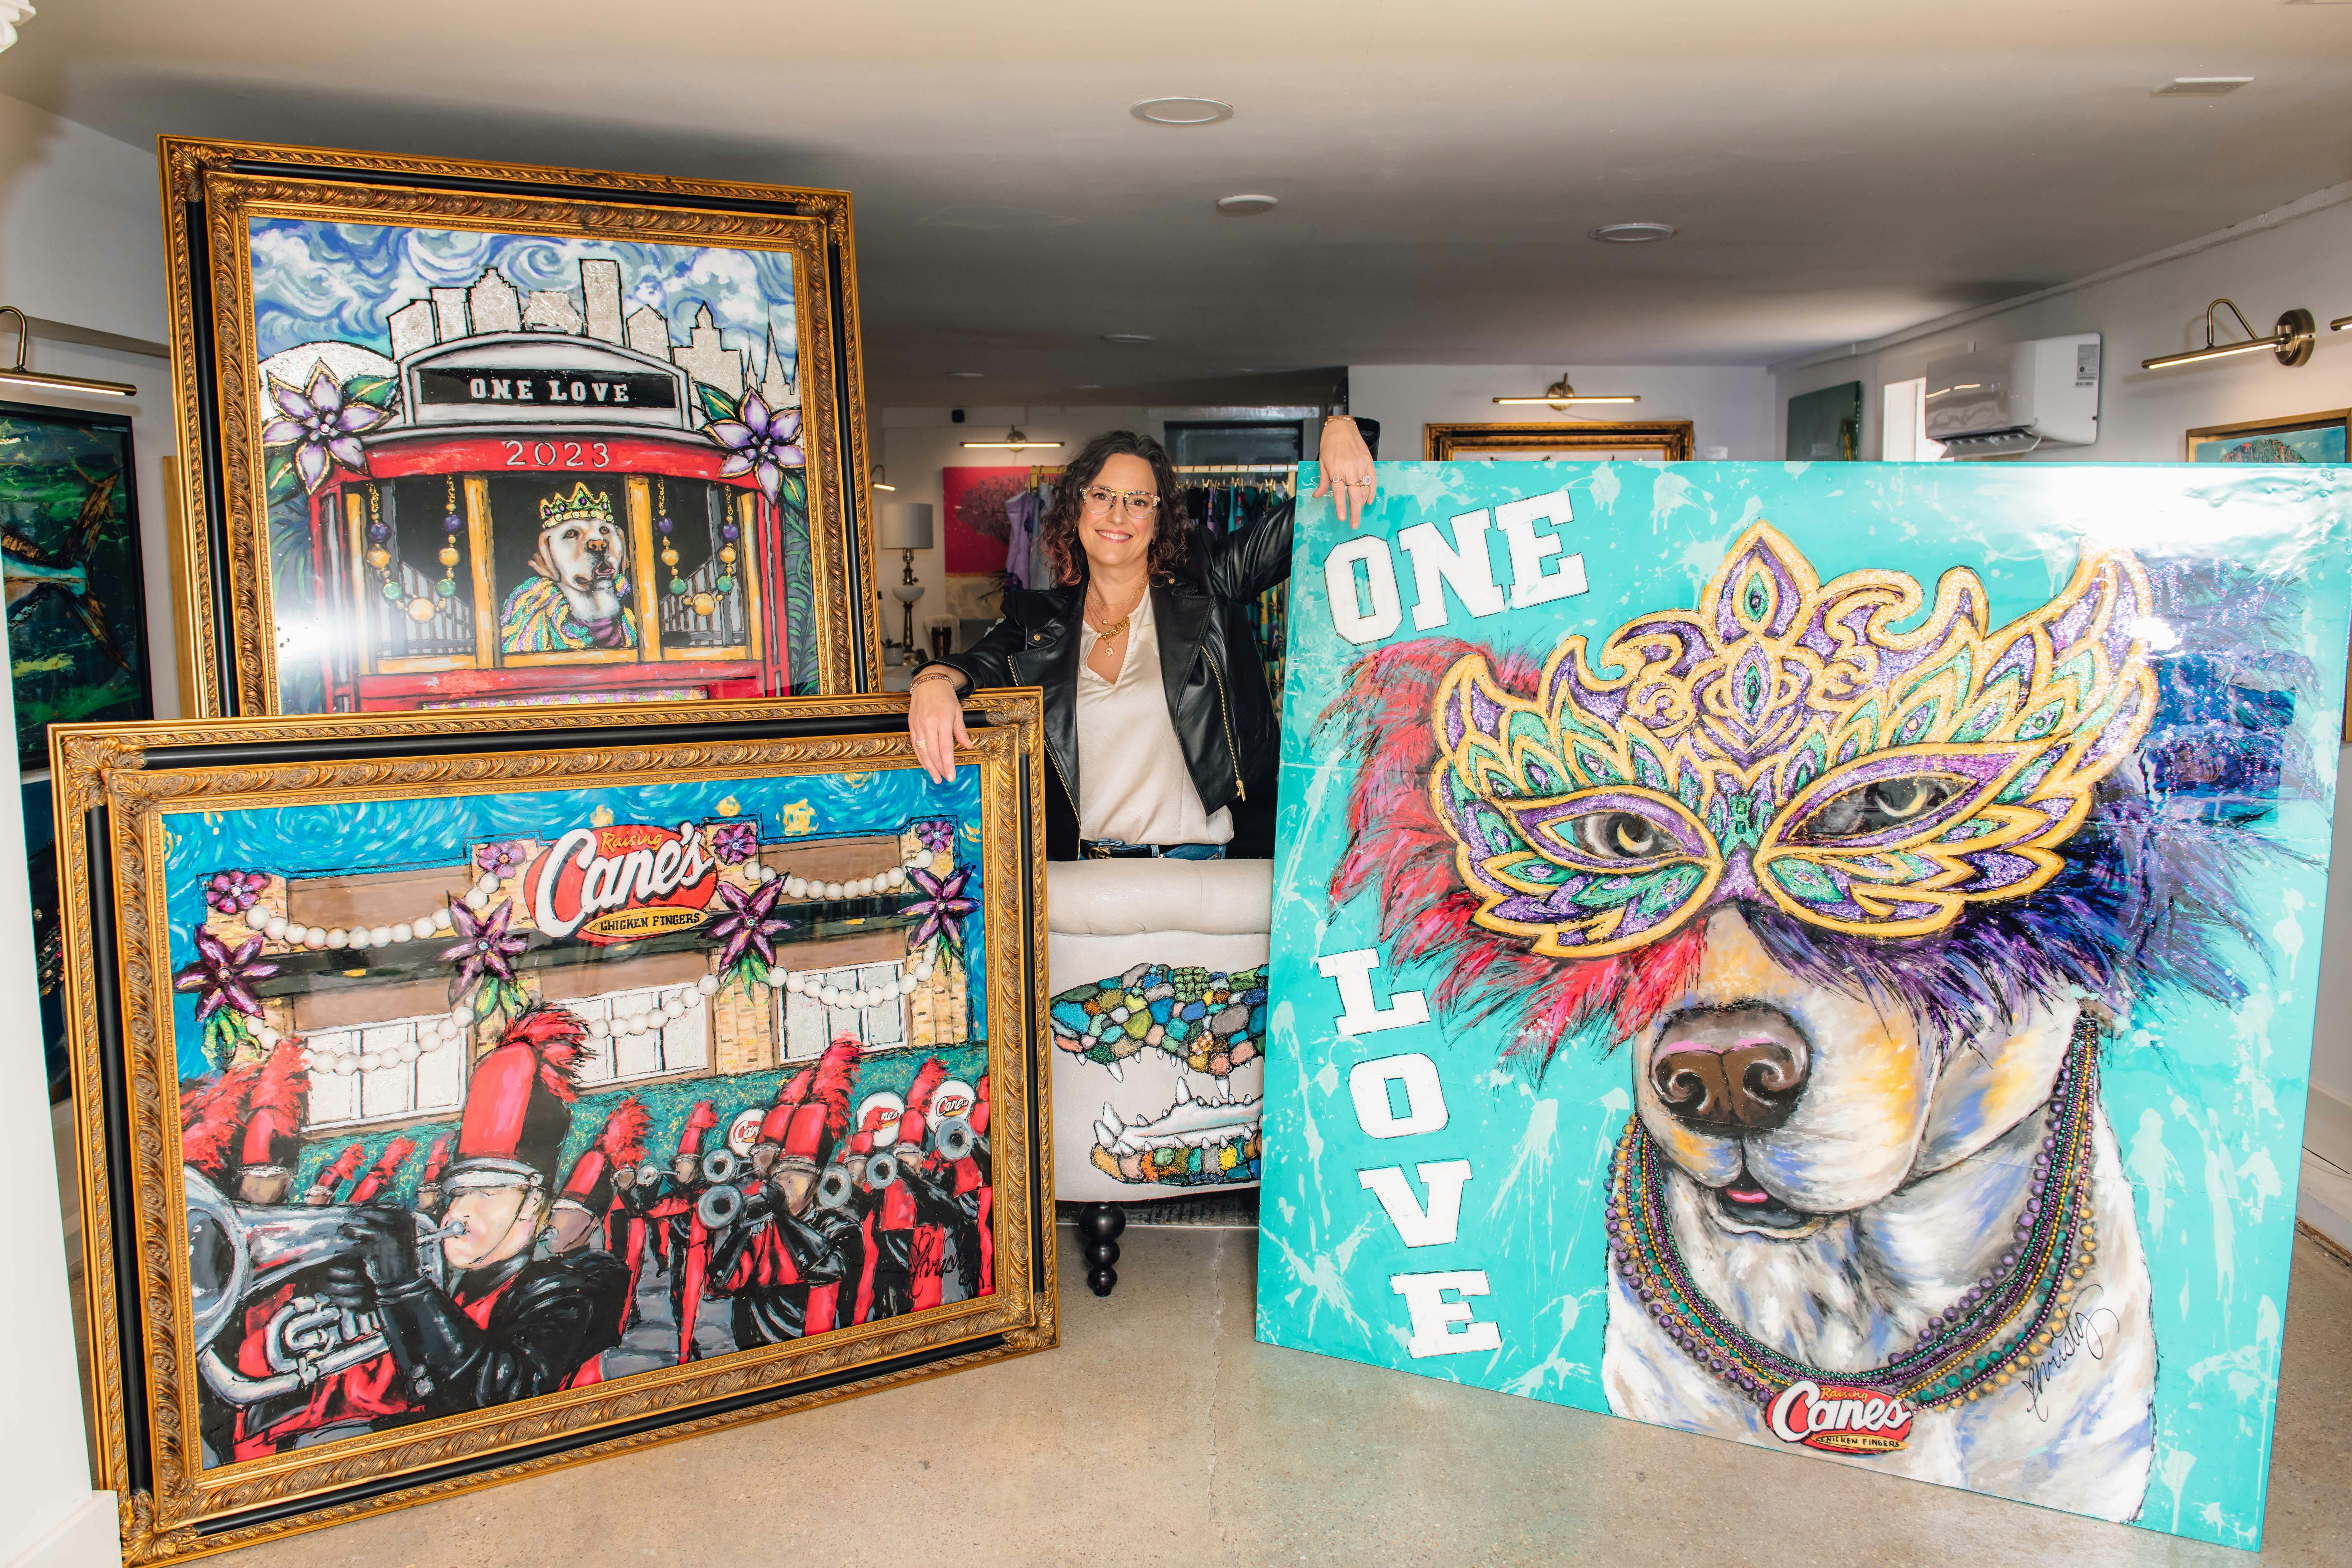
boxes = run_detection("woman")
[908,417,1374,859]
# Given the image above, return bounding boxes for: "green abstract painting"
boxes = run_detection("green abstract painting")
[0,402,149,770]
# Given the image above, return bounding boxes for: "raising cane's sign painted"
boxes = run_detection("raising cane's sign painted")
[526,822,720,944]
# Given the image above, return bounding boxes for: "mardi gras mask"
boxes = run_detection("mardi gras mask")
[1431,523,2156,957]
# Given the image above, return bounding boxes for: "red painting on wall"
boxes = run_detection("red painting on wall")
[940,466,1028,575]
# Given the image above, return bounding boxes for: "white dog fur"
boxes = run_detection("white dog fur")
[1600,909,2155,1522]
[531,510,628,628]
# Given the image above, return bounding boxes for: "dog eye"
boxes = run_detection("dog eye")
[1807,775,1965,838]
[1569,810,1674,862]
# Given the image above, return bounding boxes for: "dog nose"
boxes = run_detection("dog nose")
[1650,1005,1811,1132]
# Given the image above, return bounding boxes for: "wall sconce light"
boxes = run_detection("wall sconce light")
[2331,312,2351,334]
[0,306,137,397]
[877,501,934,667]
[1492,374,1640,408]
[871,464,895,492]
[2141,299,2314,370]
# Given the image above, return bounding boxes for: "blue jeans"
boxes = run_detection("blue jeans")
[1079,839,1227,861]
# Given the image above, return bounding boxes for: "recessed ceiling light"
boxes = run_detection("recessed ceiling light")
[1101,333,1155,344]
[1588,222,1677,243]
[2154,77,2253,95]
[1074,384,1104,390]
[1232,368,1256,374]
[1131,97,1233,126]
[947,371,985,379]
[1215,194,1278,216]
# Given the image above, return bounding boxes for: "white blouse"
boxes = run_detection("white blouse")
[1074,590,1234,847]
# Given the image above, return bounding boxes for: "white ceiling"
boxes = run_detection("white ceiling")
[4,0,2349,407]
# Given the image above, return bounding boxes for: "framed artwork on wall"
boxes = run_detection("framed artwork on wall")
[1422,420,1694,463]
[2186,407,2348,465]
[55,693,1052,1563]
[1258,460,2351,1550]
[1786,380,1863,460]
[159,138,882,719]
[0,399,151,768]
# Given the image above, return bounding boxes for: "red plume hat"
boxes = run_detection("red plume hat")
[346,1136,417,1204]
[676,1099,719,1158]
[898,1056,951,1146]
[559,1096,652,1211]
[419,1134,451,1186]
[785,1038,861,1165]
[238,1038,311,1176]
[450,1005,586,1190]
[758,1068,815,1146]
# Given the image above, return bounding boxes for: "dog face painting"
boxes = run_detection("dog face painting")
[1253,463,2352,1549]
[501,483,638,653]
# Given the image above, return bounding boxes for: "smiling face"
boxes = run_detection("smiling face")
[1076,452,1160,579]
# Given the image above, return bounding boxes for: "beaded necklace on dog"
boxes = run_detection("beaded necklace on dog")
[1604,1013,2103,1417]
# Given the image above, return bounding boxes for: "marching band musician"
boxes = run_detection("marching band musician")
[948,1076,993,1301]
[550,1096,650,1258]
[659,1100,721,1362]
[708,1038,863,1345]
[319,1006,630,1413]
[855,1061,981,1323]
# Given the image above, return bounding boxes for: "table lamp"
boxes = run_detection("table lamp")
[878,501,934,666]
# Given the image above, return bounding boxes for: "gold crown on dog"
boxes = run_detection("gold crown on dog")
[538,482,615,530]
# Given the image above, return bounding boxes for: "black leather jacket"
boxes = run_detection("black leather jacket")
[931,499,1292,859]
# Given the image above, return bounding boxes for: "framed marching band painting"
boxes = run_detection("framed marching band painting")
[158,138,883,720]
[54,693,1052,1563]
[1256,460,2351,1550]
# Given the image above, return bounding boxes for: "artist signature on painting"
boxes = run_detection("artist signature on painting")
[2022,1287,2121,1422]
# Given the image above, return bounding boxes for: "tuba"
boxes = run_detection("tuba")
[185,1168,452,1407]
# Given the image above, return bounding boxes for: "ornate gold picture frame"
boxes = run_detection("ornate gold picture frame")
[56,693,1051,1563]
[160,138,883,719]
[1422,419,1696,463]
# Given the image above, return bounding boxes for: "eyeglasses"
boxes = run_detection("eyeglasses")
[1080,485,1161,516]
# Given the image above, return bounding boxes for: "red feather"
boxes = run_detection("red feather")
[178,1063,256,1177]
[597,1096,652,1162]
[313,1141,367,1192]
[809,1038,862,1137]
[370,1135,418,1174]
[243,1036,311,1141]
[501,1005,586,1103]
[906,1056,950,1118]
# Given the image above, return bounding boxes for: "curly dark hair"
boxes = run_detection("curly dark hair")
[1040,430,1188,587]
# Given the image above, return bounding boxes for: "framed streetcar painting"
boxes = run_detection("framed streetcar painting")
[54,692,1053,1564]
[159,138,883,719]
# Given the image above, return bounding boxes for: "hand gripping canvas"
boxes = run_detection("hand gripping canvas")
[1253,461,2352,1548]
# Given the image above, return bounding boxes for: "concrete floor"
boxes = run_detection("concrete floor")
[211,1227,2352,1568]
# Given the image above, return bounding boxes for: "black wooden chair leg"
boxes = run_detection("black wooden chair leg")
[1079,1201,1126,1296]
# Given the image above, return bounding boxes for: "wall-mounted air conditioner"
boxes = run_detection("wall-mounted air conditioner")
[1923,334,2101,458]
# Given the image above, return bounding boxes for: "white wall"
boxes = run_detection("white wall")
[1773,192,2352,1164]
[1345,364,1777,463]
[0,89,153,1568]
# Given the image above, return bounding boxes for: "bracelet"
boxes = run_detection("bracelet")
[910,666,963,693]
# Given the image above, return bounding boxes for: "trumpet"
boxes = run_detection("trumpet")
[815,1163,856,1211]
[185,1168,457,1407]
[931,1115,977,1163]
[862,1148,900,1191]
[697,1178,774,1230]
[701,1147,743,1185]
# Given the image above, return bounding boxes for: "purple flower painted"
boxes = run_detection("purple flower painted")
[915,818,955,854]
[704,392,804,505]
[260,367,392,494]
[474,840,530,879]
[439,896,527,997]
[705,877,791,971]
[904,865,979,949]
[710,822,760,866]
[205,870,269,915]
[174,926,277,1021]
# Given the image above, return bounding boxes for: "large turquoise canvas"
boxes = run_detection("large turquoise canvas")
[1254,460,2352,1548]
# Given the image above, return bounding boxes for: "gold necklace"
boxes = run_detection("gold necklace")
[1087,584,1144,641]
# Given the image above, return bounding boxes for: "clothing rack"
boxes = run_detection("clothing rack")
[1170,466,1295,705]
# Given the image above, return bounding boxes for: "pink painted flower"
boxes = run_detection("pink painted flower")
[260,367,391,494]
[204,870,269,915]
[174,926,277,1020]
[710,822,759,866]
[474,840,530,879]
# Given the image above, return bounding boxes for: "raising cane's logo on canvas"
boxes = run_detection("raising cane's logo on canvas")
[1766,1381,1915,1455]
[527,822,720,944]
